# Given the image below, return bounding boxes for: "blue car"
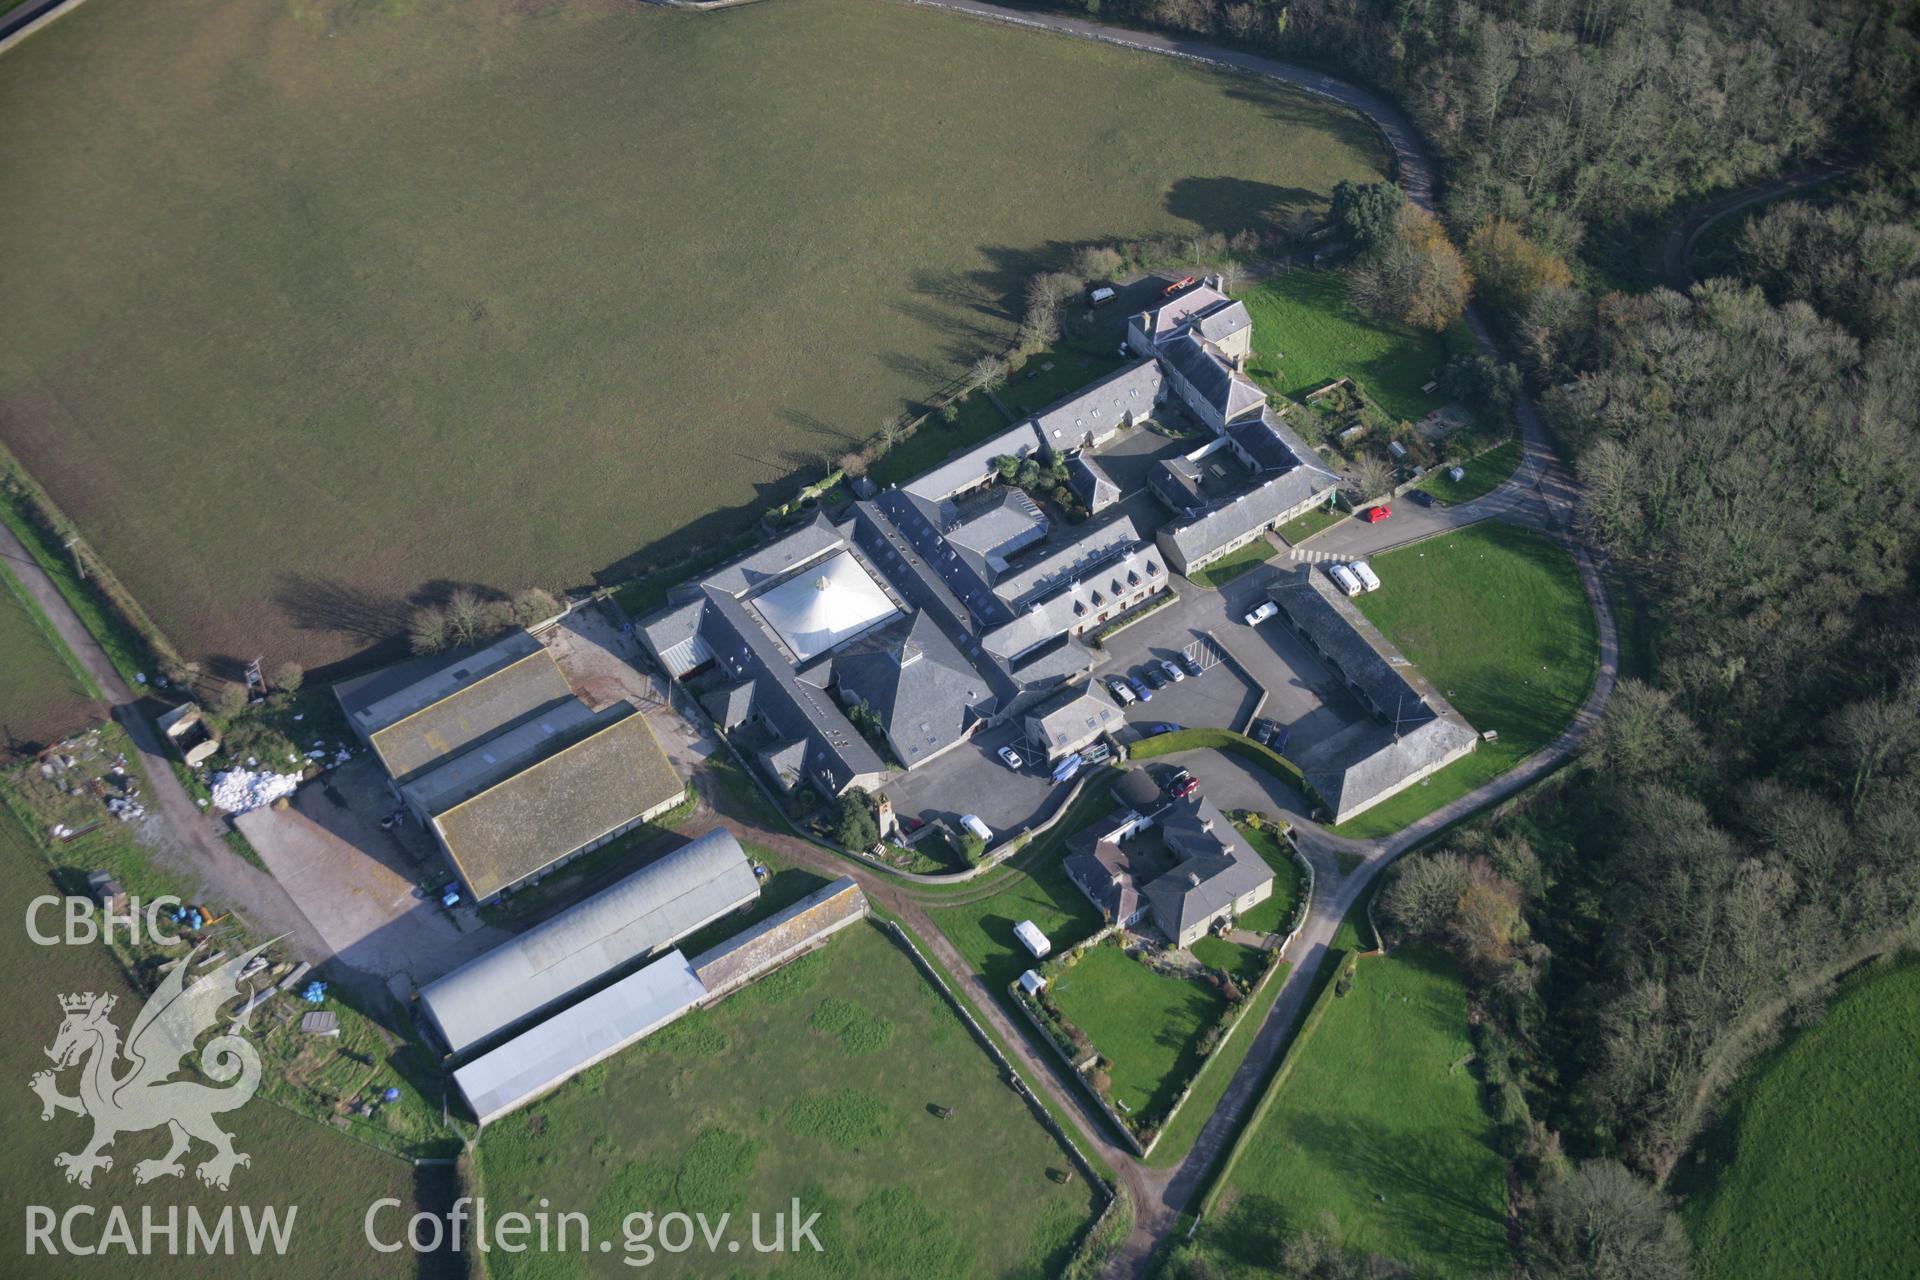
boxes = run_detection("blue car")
[1144,723,1182,737]
[1127,677,1152,703]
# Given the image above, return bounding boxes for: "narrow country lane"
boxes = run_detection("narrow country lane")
[0,522,331,959]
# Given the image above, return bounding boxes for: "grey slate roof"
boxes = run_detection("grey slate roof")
[702,513,845,599]
[1160,463,1335,567]
[991,513,1148,611]
[419,828,756,1056]
[982,541,1166,662]
[1067,453,1120,512]
[902,422,1045,503]
[834,611,996,766]
[1162,331,1266,423]
[1140,800,1273,942]
[454,951,706,1126]
[400,696,604,816]
[944,489,1049,574]
[701,681,756,731]
[1023,685,1125,754]
[702,588,886,791]
[1138,284,1236,344]
[1266,567,1440,727]
[1064,832,1142,925]
[1300,717,1481,823]
[1028,357,1165,451]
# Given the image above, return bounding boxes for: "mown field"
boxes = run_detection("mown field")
[1338,522,1599,836]
[1189,948,1508,1277]
[474,920,1099,1279]
[0,564,96,760]
[1681,959,1920,1280]
[0,0,1388,671]
[0,813,450,1278]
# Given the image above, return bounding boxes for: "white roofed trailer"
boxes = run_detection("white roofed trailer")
[1351,561,1382,592]
[1014,919,1051,958]
[1327,563,1365,597]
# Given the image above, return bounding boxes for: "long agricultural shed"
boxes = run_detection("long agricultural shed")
[453,950,707,1127]
[455,876,871,1126]
[419,827,759,1057]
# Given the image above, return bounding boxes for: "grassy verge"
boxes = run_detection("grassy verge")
[1143,953,1291,1168]
[0,469,159,684]
[1415,439,1521,505]
[1333,523,1598,837]
[1679,958,1920,1280]
[0,561,99,757]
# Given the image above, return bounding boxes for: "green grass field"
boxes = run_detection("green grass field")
[0,0,1387,671]
[1335,522,1598,836]
[1681,960,1920,1280]
[1239,269,1450,423]
[1050,942,1228,1118]
[0,563,96,759]
[0,813,447,1277]
[474,920,1099,1279]
[1191,948,1508,1277]
[1415,440,1521,506]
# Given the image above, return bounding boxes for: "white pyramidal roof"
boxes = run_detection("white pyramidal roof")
[750,549,900,662]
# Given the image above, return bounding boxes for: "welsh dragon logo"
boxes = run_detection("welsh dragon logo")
[30,941,274,1190]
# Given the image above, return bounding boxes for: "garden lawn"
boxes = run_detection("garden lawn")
[1336,522,1598,837]
[1192,948,1507,1278]
[474,921,1099,1280]
[1416,440,1521,505]
[1191,936,1268,987]
[1233,825,1303,936]
[1144,954,1290,1168]
[1186,537,1277,589]
[1049,942,1228,1119]
[1277,500,1347,545]
[929,786,1113,995]
[1681,961,1920,1280]
[1238,270,1449,422]
[0,813,447,1278]
[0,0,1386,671]
[0,563,97,760]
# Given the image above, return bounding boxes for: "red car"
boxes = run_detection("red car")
[1363,504,1392,524]
[1162,274,1197,296]
[1170,770,1200,800]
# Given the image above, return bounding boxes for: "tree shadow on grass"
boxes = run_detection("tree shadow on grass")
[1165,175,1324,237]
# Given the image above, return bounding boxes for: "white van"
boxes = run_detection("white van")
[1327,563,1365,597]
[1351,560,1382,592]
[1089,286,1117,307]
[960,814,993,844]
